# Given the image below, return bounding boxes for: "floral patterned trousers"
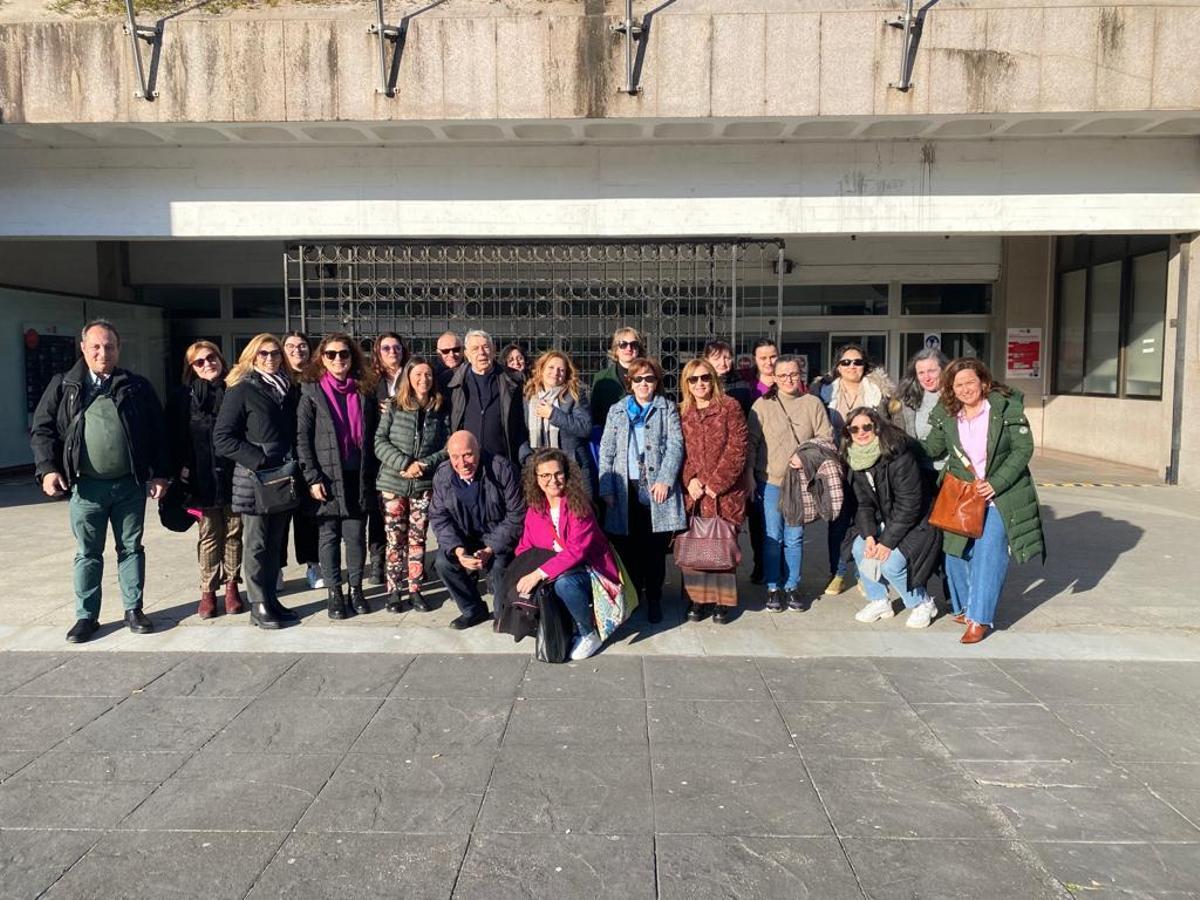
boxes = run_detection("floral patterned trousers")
[380,490,432,595]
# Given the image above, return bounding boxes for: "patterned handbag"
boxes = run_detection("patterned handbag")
[673,499,742,572]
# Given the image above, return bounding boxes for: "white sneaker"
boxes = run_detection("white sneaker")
[569,630,603,661]
[905,598,937,629]
[306,564,325,590]
[276,571,286,592]
[854,598,895,623]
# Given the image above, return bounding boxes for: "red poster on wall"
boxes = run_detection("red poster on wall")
[1006,327,1042,379]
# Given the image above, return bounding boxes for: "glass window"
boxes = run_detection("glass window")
[1125,251,1167,398]
[1084,261,1122,395]
[232,287,284,319]
[900,283,992,315]
[781,285,888,316]
[901,332,990,367]
[1054,270,1086,394]
[137,286,221,319]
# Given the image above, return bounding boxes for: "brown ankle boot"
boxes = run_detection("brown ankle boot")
[198,591,219,620]
[223,582,245,615]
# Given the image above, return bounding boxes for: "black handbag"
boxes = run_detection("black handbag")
[535,583,574,664]
[252,460,300,515]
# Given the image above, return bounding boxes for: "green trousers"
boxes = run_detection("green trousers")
[69,474,146,620]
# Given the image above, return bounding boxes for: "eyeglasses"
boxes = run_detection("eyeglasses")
[438,346,463,355]
[323,349,351,361]
[776,372,802,381]
[687,373,712,385]
[848,423,875,435]
[536,471,566,482]
[379,344,403,354]
[838,358,866,368]
[191,354,219,368]
[256,349,282,360]
[617,340,641,350]
[630,374,657,384]
[283,343,307,353]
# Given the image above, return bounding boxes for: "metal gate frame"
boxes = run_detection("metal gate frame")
[284,239,785,390]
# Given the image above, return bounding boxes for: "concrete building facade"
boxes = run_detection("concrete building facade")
[1,1,1198,481]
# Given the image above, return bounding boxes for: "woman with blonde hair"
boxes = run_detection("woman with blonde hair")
[518,350,595,496]
[678,357,748,623]
[374,358,449,613]
[590,326,645,421]
[297,333,380,620]
[213,333,300,629]
[167,340,243,620]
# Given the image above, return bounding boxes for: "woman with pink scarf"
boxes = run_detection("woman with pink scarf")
[296,333,381,621]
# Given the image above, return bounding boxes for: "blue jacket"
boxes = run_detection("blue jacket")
[597,394,686,535]
[428,452,526,560]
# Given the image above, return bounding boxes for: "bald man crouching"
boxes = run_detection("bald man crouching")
[428,431,526,630]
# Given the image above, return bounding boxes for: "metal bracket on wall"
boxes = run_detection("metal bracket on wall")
[367,0,402,96]
[123,0,162,100]
[886,0,938,92]
[610,0,644,95]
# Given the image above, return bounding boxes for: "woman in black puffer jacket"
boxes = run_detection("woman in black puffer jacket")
[296,333,380,621]
[213,333,300,630]
[167,341,242,620]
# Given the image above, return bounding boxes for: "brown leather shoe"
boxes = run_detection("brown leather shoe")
[198,591,219,620]
[952,613,967,625]
[223,582,245,615]
[960,622,990,644]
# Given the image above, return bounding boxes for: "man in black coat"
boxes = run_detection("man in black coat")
[445,330,525,464]
[429,430,525,630]
[30,320,169,643]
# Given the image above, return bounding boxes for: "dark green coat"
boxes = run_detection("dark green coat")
[374,403,450,497]
[922,389,1045,565]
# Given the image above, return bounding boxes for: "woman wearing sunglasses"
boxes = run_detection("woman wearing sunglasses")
[278,331,323,591]
[678,358,748,624]
[814,343,901,598]
[365,333,410,586]
[167,341,243,620]
[597,357,685,624]
[296,333,381,620]
[213,333,301,629]
[590,327,645,422]
[843,407,940,628]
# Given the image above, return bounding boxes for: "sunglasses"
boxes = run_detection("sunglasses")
[617,340,641,350]
[379,344,403,354]
[630,374,657,385]
[438,346,463,355]
[848,423,875,435]
[190,354,219,368]
[323,349,351,361]
[687,373,712,385]
[838,358,866,368]
[256,349,282,360]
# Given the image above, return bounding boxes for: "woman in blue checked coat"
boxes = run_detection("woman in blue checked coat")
[598,357,686,624]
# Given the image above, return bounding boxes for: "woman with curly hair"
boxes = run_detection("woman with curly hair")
[296,333,380,620]
[513,448,622,661]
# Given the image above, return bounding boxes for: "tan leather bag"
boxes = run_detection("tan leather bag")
[928,447,986,539]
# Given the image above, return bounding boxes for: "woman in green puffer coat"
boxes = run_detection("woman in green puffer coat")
[922,358,1045,645]
[374,358,450,615]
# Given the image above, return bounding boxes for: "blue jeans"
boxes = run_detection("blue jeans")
[553,571,595,635]
[944,505,1009,627]
[760,481,803,591]
[69,475,146,620]
[852,535,930,609]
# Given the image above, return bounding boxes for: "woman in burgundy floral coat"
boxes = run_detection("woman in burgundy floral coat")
[678,358,749,623]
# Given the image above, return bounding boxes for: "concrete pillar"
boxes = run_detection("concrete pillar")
[1171,233,1200,487]
[998,236,1052,445]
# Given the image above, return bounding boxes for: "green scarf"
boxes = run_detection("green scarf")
[847,439,882,471]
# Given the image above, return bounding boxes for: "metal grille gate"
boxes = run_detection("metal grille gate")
[284,240,785,391]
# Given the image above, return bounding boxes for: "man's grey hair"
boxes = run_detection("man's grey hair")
[81,318,121,344]
[464,329,492,350]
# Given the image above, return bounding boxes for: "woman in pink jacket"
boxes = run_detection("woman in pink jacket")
[515,448,621,660]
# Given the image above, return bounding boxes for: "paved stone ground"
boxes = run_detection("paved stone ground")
[1,652,1199,899]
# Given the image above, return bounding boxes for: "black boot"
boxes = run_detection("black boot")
[267,594,300,623]
[385,590,404,613]
[646,596,663,624]
[349,584,370,615]
[367,555,386,586]
[410,590,430,612]
[251,601,283,630]
[327,585,348,621]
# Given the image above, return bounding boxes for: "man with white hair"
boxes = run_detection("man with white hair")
[445,329,525,462]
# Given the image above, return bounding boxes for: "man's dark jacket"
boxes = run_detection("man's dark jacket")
[30,358,169,488]
[446,365,525,463]
[429,452,525,562]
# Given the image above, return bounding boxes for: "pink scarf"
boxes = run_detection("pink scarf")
[319,372,364,462]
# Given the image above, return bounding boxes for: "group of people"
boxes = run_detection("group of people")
[30,318,1044,654]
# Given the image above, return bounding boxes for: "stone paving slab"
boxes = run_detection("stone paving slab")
[1,651,1198,899]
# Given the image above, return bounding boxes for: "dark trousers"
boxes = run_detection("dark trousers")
[243,512,288,607]
[367,494,386,565]
[747,495,765,576]
[434,545,510,617]
[280,511,319,567]
[827,490,857,578]
[69,474,146,620]
[609,484,668,605]
[318,515,367,588]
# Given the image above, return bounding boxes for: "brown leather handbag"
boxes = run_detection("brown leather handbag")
[928,447,986,539]
[673,500,742,571]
